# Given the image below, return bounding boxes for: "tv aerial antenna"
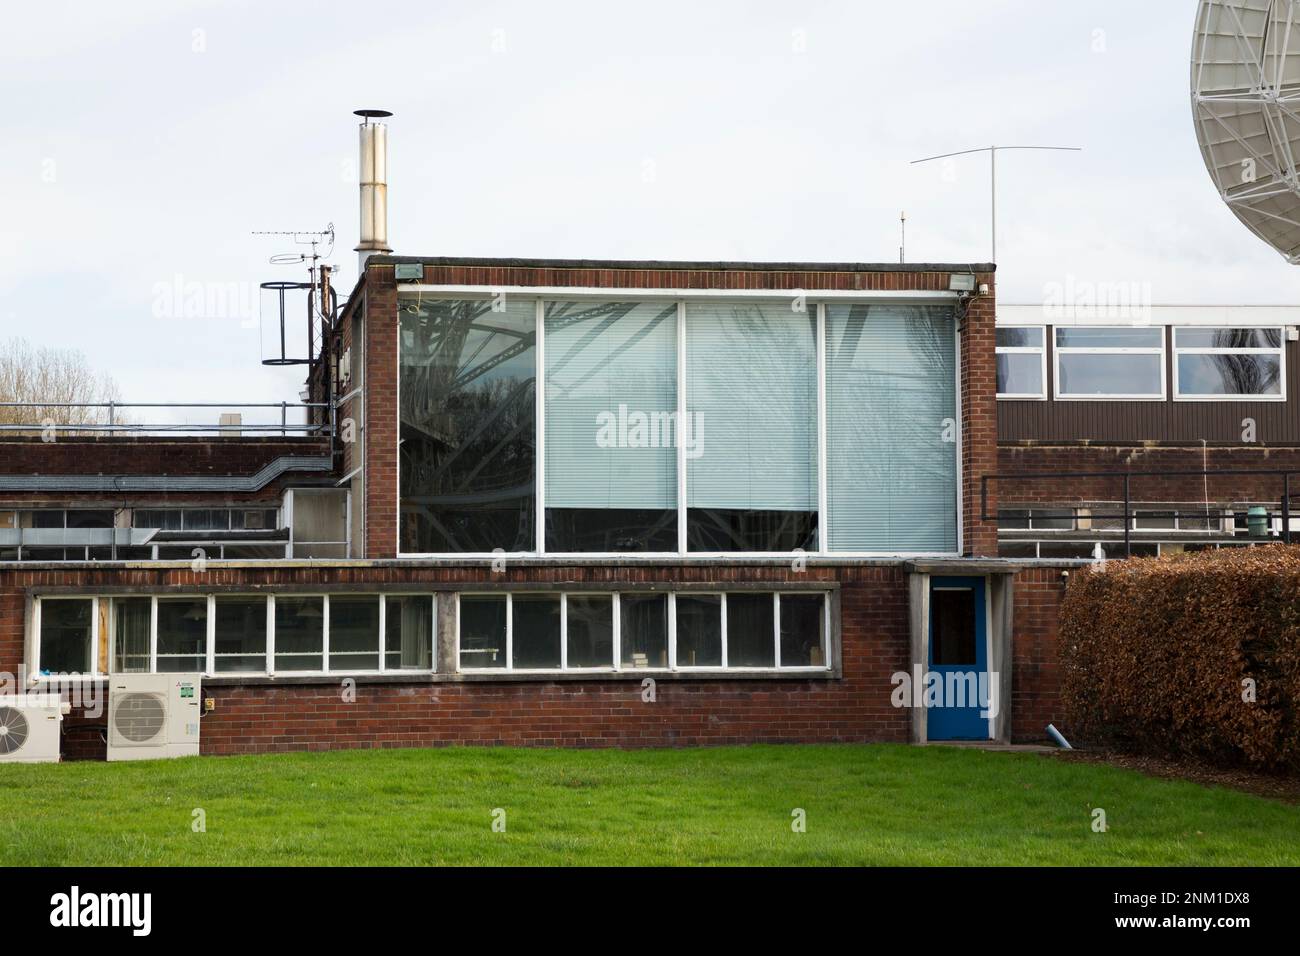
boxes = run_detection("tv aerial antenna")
[910,145,1081,261]
[251,224,338,367]
[1191,0,1300,262]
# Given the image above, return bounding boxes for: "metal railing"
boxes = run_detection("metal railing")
[982,467,1300,558]
[0,402,333,436]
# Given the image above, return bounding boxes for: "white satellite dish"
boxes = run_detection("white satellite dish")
[1192,0,1300,261]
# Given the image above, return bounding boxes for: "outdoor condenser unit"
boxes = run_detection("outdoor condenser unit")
[107,674,202,761]
[0,693,70,764]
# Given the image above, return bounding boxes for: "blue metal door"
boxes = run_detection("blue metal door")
[927,576,989,741]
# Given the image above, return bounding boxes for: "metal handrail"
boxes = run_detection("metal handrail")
[982,467,1300,557]
[0,401,332,436]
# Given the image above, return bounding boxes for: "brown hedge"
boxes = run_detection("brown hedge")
[1060,545,1300,770]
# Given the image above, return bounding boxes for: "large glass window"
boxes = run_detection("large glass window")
[38,598,94,674]
[686,302,817,551]
[156,598,207,672]
[544,301,678,552]
[1173,327,1284,399]
[826,304,957,552]
[112,598,151,673]
[1055,326,1164,399]
[995,326,1046,398]
[214,597,267,672]
[385,595,434,670]
[399,297,537,553]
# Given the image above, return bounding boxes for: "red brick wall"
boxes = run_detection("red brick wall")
[997,444,1300,507]
[364,261,998,558]
[1010,566,1069,742]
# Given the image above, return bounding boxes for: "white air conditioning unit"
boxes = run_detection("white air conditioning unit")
[0,693,70,764]
[107,674,202,761]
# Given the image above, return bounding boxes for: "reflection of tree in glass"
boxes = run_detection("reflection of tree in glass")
[1207,328,1279,394]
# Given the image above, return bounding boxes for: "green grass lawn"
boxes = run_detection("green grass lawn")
[1,744,1297,866]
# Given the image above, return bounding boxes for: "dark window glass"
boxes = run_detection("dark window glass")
[67,510,113,529]
[676,594,722,667]
[931,589,976,666]
[157,598,207,672]
[213,598,267,672]
[133,510,182,530]
[460,596,506,669]
[995,327,1043,348]
[399,298,536,553]
[275,596,324,671]
[620,594,667,668]
[385,596,434,670]
[31,510,64,529]
[686,510,816,552]
[546,509,677,553]
[329,596,380,671]
[566,595,613,668]
[726,593,775,667]
[512,595,561,668]
[38,599,93,673]
[779,594,825,666]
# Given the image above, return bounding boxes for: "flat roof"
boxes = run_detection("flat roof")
[373,255,995,274]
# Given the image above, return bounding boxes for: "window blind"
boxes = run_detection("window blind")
[825,304,957,552]
[544,301,677,509]
[685,302,817,512]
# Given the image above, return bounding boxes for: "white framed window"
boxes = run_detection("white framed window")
[1172,327,1285,401]
[995,326,1047,399]
[38,592,437,678]
[455,590,831,673]
[1054,326,1165,400]
[33,596,100,678]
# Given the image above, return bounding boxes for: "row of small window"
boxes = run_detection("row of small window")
[457,591,829,671]
[32,594,434,677]
[996,326,1286,400]
[0,508,280,532]
[2,545,288,562]
[998,540,1255,559]
[998,507,1280,535]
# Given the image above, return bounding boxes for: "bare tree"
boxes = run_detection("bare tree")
[0,338,124,431]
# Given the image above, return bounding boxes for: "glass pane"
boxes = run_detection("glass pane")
[545,301,678,552]
[275,596,324,671]
[1175,327,1281,349]
[996,352,1043,395]
[686,302,817,551]
[620,594,667,668]
[38,599,93,674]
[566,595,613,668]
[1057,353,1162,396]
[459,596,506,669]
[329,596,380,671]
[214,597,267,672]
[1030,509,1075,530]
[931,589,976,666]
[513,595,561,669]
[826,304,957,552]
[675,594,722,666]
[157,598,207,672]
[66,510,113,529]
[1177,353,1280,396]
[726,593,775,667]
[112,597,151,673]
[183,509,228,531]
[780,594,825,667]
[399,297,536,553]
[385,595,434,670]
[995,327,1043,348]
[1055,327,1162,348]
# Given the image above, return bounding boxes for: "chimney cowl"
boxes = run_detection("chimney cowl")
[354,109,393,273]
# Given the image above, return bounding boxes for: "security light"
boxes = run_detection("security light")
[948,273,976,293]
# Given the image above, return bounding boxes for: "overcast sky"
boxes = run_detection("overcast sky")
[2,0,1296,418]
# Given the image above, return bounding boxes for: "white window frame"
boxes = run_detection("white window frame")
[31,595,101,681]
[1053,325,1167,401]
[1171,326,1287,402]
[455,589,832,675]
[395,288,964,560]
[995,324,1047,400]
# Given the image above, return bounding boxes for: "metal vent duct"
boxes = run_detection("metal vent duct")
[1192,0,1300,262]
[354,109,393,272]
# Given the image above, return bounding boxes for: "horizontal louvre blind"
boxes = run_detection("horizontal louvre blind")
[545,301,677,509]
[686,302,817,511]
[826,304,957,551]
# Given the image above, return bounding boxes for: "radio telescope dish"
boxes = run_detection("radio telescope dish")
[1192,0,1300,262]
